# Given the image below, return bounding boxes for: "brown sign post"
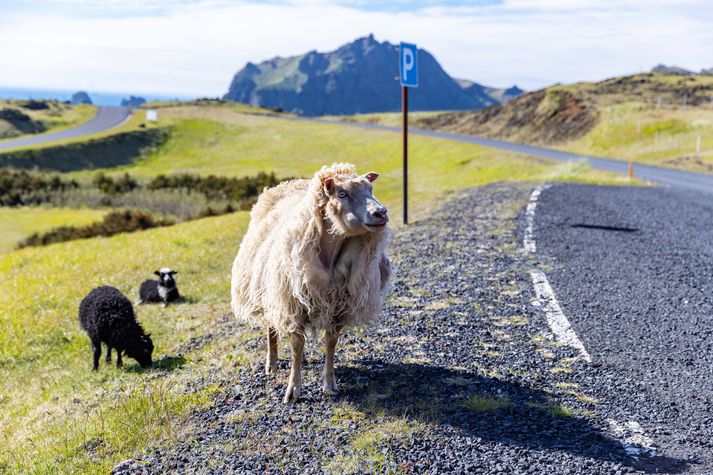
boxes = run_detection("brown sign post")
[399,42,418,224]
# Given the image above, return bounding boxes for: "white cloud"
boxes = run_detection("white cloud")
[0,0,711,96]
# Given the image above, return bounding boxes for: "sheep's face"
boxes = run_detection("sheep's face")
[126,334,154,368]
[324,172,388,235]
[154,268,177,288]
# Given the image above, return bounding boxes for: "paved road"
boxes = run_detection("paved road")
[0,106,131,151]
[534,183,713,472]
[293,118,713,195]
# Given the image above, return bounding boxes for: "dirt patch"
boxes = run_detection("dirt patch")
[417,89,598,145]
[664,155,713,174]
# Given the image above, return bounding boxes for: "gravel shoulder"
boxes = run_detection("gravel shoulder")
[117,182,692,474]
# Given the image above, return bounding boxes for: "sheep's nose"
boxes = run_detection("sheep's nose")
[372,207,388,222]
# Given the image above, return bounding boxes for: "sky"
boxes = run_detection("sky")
[0,0,711,97]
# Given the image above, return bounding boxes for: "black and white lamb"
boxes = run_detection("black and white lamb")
[138,268,180,307]
[79,286,154,370]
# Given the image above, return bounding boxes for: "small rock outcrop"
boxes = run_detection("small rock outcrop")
[71,91,93,105]
[121,96,146,107]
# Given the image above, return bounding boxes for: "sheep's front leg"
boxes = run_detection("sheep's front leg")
[116,350,123,368]
[265,327,278,376]
[105,346,112,364]
[323,326,343,395]
[92,340,101,371]
[283,332,305,404]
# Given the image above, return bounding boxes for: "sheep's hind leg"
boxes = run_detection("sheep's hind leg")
[283,332,305,404]
[116,351,123,368]
[265,327,278,376]
[105,346,112,364]
[92,340,101,371]
[323,326,343,395]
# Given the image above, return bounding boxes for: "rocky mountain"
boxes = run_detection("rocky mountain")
[651,64,713,76]
[70,91,92,105]
[223,35,522,116]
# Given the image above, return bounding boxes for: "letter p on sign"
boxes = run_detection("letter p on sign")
[399,42,419,88]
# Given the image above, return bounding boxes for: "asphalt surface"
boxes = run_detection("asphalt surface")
[293,118,713,195]
[534,183,713,473]
[0,106,131,151]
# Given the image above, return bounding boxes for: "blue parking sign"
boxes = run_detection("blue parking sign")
[399,42,419,88]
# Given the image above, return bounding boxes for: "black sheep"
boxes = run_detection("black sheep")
[79,286,153,370]
[138,268,179,307]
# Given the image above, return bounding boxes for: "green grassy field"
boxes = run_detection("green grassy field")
[323,110,442,128]
[0,101,638,473]
[89,104,633,220]
[562,102,713,173]
[0,207,107,252]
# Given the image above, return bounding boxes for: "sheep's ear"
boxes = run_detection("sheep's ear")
[170,271,177,275]
[324,177,335,196]
[154,270,161,276]
[365,172,379,183]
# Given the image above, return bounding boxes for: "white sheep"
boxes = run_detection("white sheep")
[231,163,391,403]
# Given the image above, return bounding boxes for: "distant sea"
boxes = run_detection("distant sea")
[0,86,200,106]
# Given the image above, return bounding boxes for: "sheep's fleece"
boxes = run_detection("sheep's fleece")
[231,163,391,336]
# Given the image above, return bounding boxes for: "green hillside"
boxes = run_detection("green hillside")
[416,73,713,174]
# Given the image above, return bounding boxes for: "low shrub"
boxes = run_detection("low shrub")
[147,171,281,202]
[17,210,173,248]
[93,172,138,194]
[20,100,50,111]
[0,168,79,206]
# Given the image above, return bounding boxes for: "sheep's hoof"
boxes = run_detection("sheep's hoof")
[322,380,339,396]
[283,383,301,404]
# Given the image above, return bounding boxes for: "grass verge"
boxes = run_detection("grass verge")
[0,207,106,253]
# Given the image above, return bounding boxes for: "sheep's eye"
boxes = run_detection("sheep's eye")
[337,191,347,198]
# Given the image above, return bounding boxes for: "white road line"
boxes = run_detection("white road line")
[530,270,592,362]
[524,184,591,362]
[523,184,549,253]
[607,419,656,458]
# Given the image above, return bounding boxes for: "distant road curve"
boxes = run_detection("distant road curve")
[290,117,713,195]
[0,106,132,151]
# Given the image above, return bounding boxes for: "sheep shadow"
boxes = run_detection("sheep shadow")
[123,355,186,373]
[337,361,689,474]
[153,354,187,371]
[137,295,198,307]
[176,295,200,305]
